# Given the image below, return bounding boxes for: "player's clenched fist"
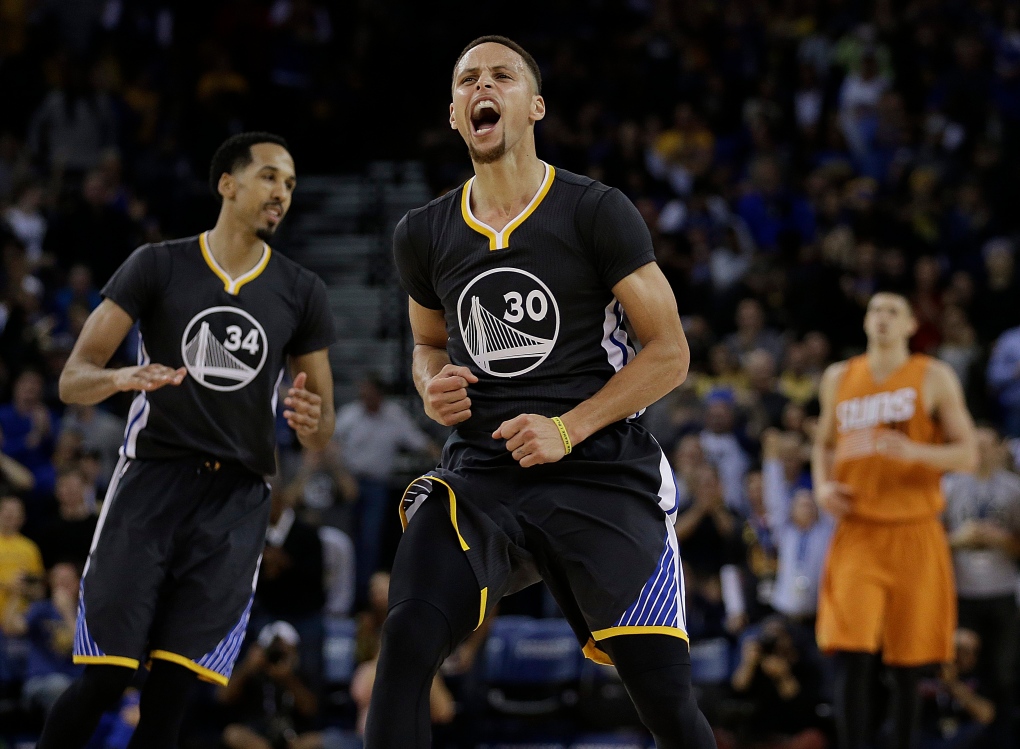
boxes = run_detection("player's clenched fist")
[493,414,567,467]
[113,363,187,392]
[425,364,478,426]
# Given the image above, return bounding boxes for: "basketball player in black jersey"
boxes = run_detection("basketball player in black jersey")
[371,37,716,748]
[38,132,337,749]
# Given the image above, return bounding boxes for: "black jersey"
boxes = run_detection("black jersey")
[393,164,655,440]
[102,233,336,475]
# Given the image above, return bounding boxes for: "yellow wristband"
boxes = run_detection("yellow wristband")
[551,416,572,456]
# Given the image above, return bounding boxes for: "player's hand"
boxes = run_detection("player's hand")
[493,414,567,467]
[284,372,322,436]
[874,429,918,463]
[424,364,478,426]
[816,481,853,518]
[113,364,187,392]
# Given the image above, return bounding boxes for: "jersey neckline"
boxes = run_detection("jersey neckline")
[460,161,555,251]
[199,232,272,296]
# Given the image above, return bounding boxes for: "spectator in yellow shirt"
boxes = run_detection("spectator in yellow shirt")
[0,495,44,618]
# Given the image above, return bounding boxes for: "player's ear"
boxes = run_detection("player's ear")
[449,102,457,130]
[218,172,236,201]
[531,95,546,123]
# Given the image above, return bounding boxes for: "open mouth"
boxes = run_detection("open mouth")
[471,99,501,135]
[263,204,283,224]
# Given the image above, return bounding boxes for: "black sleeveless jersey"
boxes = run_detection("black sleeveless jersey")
[393,164,655,441]
[101,233,336,475]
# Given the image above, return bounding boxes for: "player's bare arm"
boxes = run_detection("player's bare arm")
[494,261,689,467]
[410,298,478,427]
[812,360,853,518]
[286,348,335,450]
[59,299,186,405]
[874,359,978,472]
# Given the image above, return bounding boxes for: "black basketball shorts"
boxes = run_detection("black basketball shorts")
[74,456,270,685]
[399,421,687,664]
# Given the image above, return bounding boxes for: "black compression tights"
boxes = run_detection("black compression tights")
[834,651,922,749]
[364,497,717,749]
[38,660,198,749]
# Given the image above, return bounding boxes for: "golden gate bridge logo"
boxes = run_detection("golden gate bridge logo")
[457,267,559,378]
[181,306,268,391]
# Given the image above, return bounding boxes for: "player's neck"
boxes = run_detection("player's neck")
[206,221,267,279]
[470,149,545,230]
[865,342,910,379]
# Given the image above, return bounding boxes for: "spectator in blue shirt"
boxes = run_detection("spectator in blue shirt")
[0,370,58,495]
[3,562,82,713]
[987,324,1020,436]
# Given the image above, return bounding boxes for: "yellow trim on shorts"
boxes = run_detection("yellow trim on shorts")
[398,475,470,551]
[73,654,140,669]
[591,625,690,642]
[149,649,229,686]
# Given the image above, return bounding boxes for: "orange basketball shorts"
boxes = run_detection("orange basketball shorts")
[816,516,955,666]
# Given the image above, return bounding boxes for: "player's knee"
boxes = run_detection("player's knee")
[80,664,136,710]
[378,599,455,674]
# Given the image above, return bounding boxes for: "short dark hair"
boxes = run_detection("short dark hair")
[208,132,290,200]
[453,35,541,94]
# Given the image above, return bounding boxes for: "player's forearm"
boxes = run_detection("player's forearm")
[296,408,335,451]
[560,337,688,445]
[412,344,451,401]
[59,360,123,405]
[909,441,978,473]
[810,444,833,496]
[0,454,35,491]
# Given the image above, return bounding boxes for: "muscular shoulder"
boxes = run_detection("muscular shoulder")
[402,188,462,238]
[922,357,964,399]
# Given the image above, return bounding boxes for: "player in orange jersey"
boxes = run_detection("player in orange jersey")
[812,292,978,749]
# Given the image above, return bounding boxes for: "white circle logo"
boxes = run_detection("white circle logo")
[456,267,560,378]
[181,306,268,391]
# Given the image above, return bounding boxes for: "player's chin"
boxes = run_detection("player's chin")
[255,224,278,242]
[467,133,507,165]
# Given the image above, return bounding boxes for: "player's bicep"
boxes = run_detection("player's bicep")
[289,348,334,413]
[814,363,845,449]
[67,299,136,369]
[612,262,687,353]
[929,362,976,447]
[409,298,448,349]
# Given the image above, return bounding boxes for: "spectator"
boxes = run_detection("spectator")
[2,178,47,265]
[937,306,980,394]
[699,390,752,513]
[675,463,739,578]
[694,343,750,400]
[35,468,97,569]
[918,629,996,749]
[333,375,438,597]
[0,370,57,494]
[725,298,786,367]
[672,432,707,508]
[745,349,790,431]
[0,495,43,620]
[730,616,827,749]
[52,264,102,332]
[219,621,319,749]
[988,320,1020,436]
[973,239,1020,344]
[2,562,82,713]
[778,341,819,406]
[58,404,125,489]
[838,48,891,159]
[943,426,1020,714]
[762,431,833,624]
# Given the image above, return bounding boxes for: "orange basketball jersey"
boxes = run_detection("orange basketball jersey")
[832,354,944,522]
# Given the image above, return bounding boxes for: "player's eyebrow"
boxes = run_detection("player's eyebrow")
[457,65,516,81]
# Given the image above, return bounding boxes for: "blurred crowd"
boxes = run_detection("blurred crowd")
[2,0,1020,748]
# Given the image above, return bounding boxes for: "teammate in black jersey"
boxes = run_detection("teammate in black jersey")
[370,37,716,749]
[39,132,337,749]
